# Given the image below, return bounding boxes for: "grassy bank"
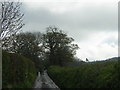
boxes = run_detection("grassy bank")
[48,58,120,88]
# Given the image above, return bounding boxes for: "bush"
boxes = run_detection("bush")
[2,51,37,88]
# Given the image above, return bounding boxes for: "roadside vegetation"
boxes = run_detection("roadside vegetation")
[48,58,120,88]
[2,51,36,88]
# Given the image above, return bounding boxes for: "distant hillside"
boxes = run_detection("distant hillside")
[2,51,37,88]
[94,57,119,62]
[106,57,119,61]
[48,57,120,88]
[66,57,119,67]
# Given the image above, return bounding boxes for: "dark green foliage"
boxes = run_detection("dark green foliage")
[8,32,43,69]
[43,26,79,66]
[48,58,119,88]
[2,51,36,88]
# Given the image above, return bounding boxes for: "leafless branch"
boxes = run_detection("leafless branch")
[0,1,24,48]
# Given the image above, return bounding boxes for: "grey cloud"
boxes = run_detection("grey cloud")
[22,2,117,42]
[102,36,118,47]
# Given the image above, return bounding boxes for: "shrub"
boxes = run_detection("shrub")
[2,51,37,88]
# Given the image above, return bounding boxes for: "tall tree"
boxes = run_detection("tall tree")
[43,26,79,66]
[10,32,43,69]
[0,1,24,47]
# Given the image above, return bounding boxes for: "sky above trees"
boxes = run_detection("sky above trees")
[18,0,118,61]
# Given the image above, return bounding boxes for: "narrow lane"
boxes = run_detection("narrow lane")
[33,72,42,88]
[33,70,60,89]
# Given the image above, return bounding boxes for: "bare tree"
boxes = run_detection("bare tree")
[0,1,24,47]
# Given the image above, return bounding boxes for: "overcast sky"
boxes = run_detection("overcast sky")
[20,0,118,61]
